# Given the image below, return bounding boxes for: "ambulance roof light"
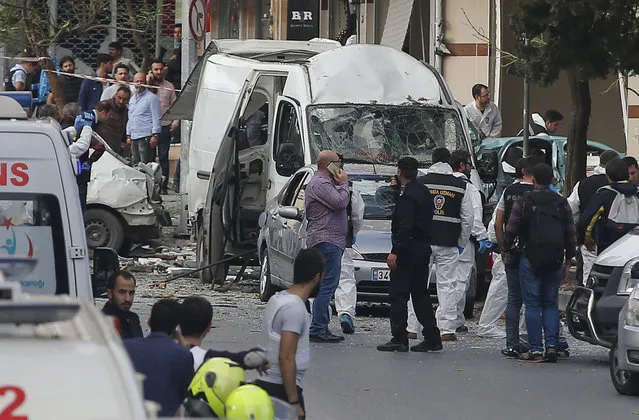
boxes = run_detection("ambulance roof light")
[0,96,28,119]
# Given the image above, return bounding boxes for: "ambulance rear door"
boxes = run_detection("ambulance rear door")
[0,126,90,297]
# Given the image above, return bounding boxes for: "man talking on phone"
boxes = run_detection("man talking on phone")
[305,150,350,343]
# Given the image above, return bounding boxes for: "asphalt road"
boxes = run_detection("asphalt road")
[127,276,639,420]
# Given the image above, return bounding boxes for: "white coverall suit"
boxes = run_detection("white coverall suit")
[567,165,606,285]
[452,172,488,329]
[334,188,365,320]
[476,205,508,338]
[407,162,474,336]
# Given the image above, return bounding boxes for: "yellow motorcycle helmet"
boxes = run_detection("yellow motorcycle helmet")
[184,357,246,418]
[225,384,275,420]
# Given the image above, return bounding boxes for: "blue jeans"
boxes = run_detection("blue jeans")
[310,243,344,335]
[519,257,562,352]
[504,264,522,350]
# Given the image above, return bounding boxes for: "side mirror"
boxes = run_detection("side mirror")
[92,247,119,298]
[476,149,498,182]
[279,206,302,221]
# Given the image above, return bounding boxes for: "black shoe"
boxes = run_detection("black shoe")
[377,339,409,352]
[410,338,443,352]
[310,332,345,343]
[456,325,469,333]
[545,348,558,363]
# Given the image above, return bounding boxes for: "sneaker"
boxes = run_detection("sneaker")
[501,347,522,358]
[377,339,409,352]
[407,332,418,340]
[339,314,355,334]
[557,340,570,356]
[441,333,458,342]
[411,337,443,352]
[477,328,507,339]
[520,351,545,362]
[456,325,469,333]
[310,331,345,343]
[545,348,558,363]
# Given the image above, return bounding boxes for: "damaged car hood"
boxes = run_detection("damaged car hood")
[87,152,149,209]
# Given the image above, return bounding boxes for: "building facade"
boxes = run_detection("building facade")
[191,0,634,155]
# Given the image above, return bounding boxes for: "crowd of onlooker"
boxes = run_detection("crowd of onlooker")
[3,23,184,194]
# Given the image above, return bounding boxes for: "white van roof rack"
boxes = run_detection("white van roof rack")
[0,96,28,119]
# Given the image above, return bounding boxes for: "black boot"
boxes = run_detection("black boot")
[411,331,443,352]
[377,338,409,352]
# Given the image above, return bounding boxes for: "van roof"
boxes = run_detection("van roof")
[165,39,341,120]
[305,45,445,105]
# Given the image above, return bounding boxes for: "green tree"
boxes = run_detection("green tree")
[0,0,162,109]
[510,0,639,192]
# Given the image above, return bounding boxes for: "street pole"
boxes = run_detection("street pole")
[522,37,531,158]
[175,0,198,237]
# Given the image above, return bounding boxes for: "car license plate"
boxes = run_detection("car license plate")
[372,268,390,281]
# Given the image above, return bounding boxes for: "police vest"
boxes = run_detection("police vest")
[4,67,26,91]
[503,182,534,224]
[577,173,608,214]
[419,173,466,247]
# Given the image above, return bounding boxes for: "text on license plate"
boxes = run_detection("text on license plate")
[372,268,390,281]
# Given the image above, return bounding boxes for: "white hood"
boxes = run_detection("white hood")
[596,229,639,267]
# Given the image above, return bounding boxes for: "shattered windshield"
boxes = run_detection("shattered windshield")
[307,105,466,165]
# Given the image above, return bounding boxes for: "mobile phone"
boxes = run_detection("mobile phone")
[327,162,341,178]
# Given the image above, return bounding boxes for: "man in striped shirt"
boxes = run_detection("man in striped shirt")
[305,150,350,343]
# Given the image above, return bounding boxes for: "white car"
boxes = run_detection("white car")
[0,260,148,419]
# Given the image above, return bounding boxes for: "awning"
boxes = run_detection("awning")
[380,0,415,51]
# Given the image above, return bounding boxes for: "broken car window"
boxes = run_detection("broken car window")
[307,105,466,165]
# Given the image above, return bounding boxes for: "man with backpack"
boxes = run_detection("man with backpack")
[503,163,577,362]
[579,158,639,255]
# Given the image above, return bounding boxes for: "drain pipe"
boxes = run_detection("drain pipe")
[433,0,443,74]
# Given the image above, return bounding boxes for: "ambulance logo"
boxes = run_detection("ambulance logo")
[0,217,34,257]
[434,194,445,210]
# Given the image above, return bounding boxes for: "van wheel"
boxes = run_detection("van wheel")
[259,251,277,302]
[85,208,124,253]
[610,340,639,396]
[196,220,213,284]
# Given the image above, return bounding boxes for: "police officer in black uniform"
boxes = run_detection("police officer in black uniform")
[377,157,443,353]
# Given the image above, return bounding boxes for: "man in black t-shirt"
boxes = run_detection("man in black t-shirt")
[102,270,143,339]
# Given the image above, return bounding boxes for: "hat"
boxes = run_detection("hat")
[397,156,418,171]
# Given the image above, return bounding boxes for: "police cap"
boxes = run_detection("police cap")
[397,157,418,171]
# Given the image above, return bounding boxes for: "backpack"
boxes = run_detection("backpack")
[522,192,566,272]
[599,185,639,236]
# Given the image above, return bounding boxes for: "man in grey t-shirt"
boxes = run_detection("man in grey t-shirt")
[256,248,325,420]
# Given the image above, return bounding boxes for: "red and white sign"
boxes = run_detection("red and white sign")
[0,163,28,187]
[189,0,206,43]
[0,386,27,420]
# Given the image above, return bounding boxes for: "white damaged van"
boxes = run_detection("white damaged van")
[168,41,480,284]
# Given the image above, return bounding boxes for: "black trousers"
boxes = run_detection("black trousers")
[254,379,305,410]
[389,250,438,341]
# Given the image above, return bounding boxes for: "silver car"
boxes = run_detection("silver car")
[257,165,397,302]
[256,166,477,314]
